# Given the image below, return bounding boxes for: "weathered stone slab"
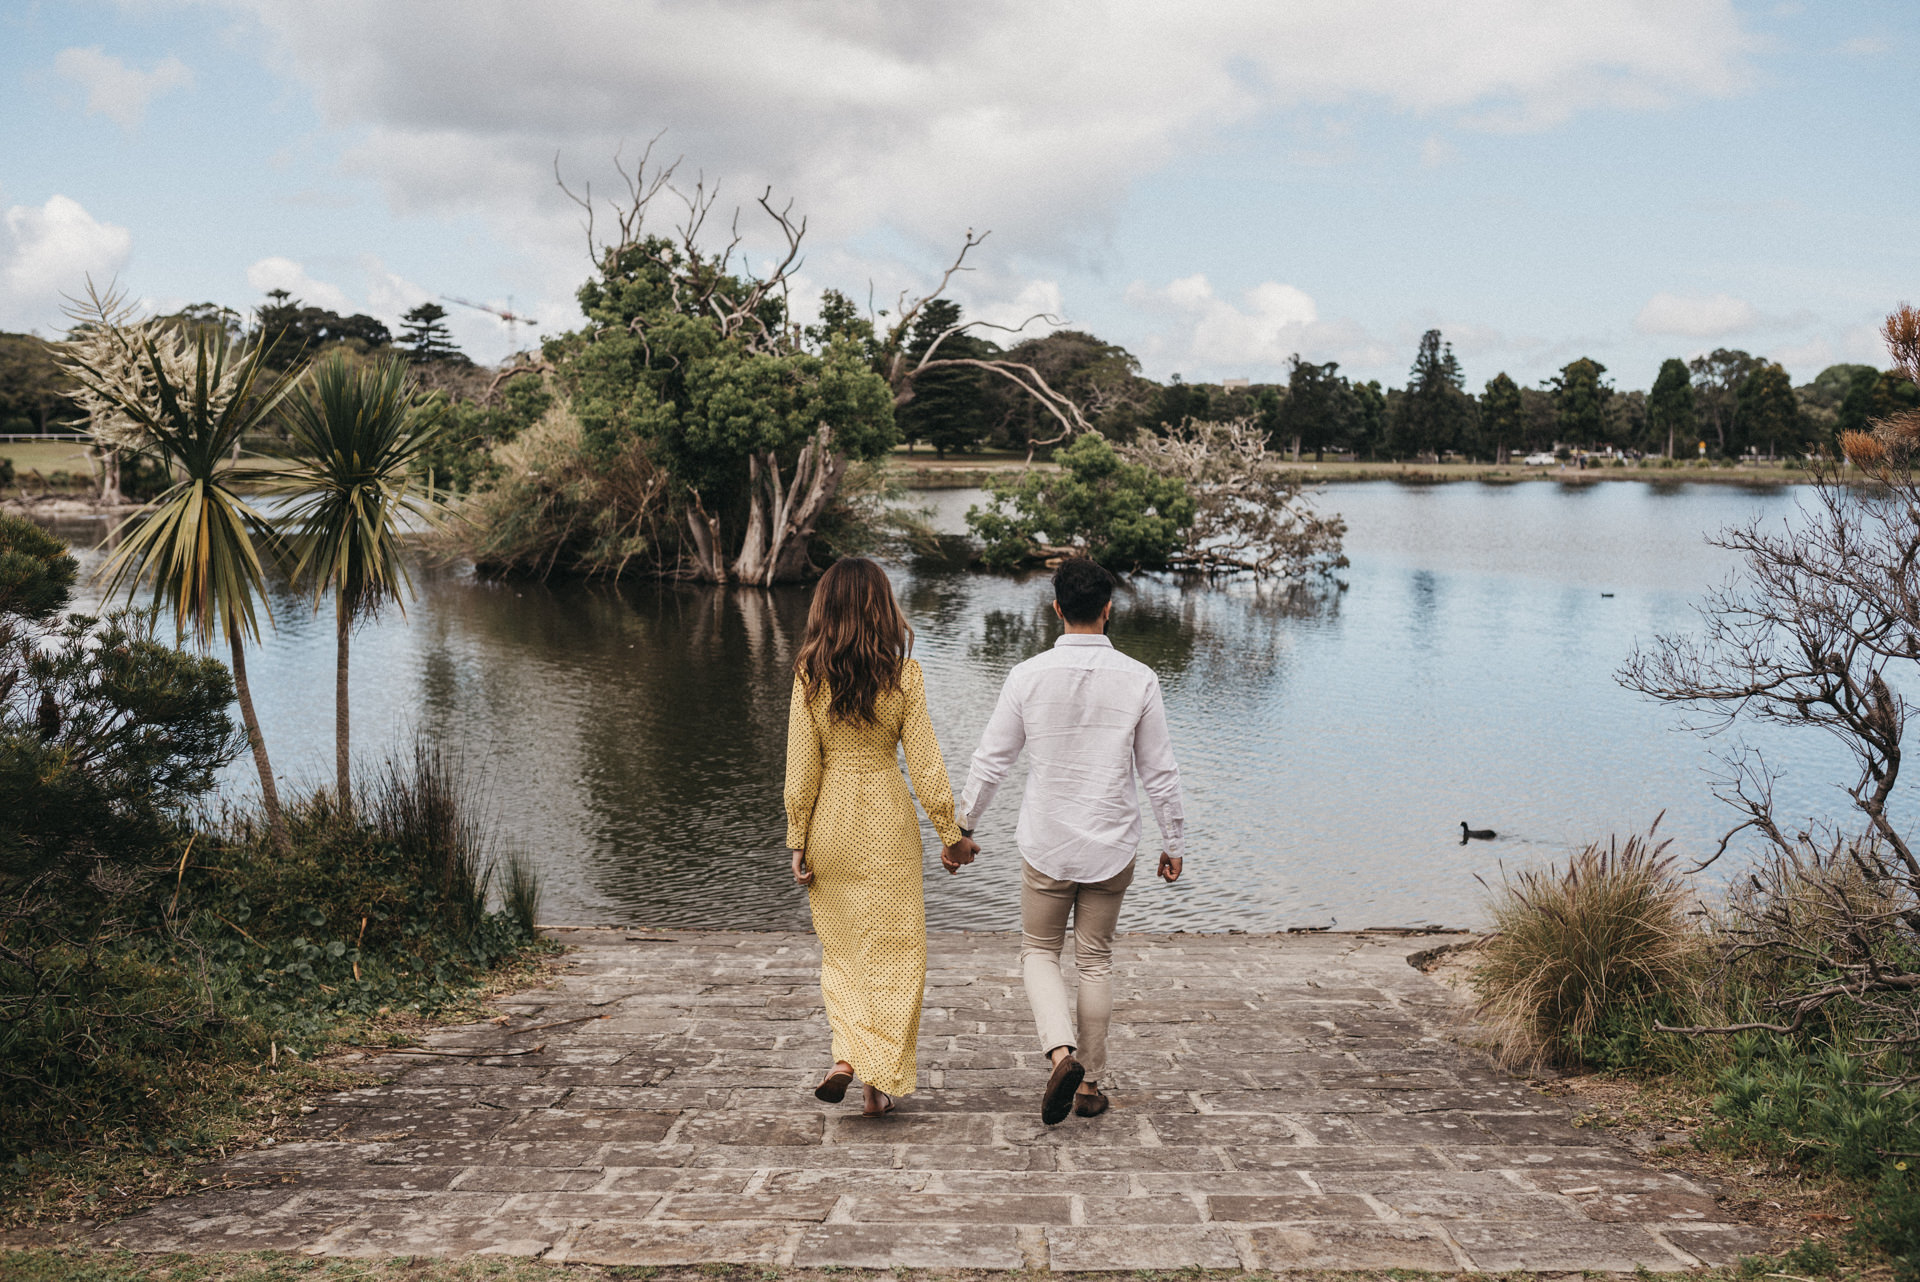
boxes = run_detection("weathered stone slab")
[567,1220,790,1265]
[1206,1191,1378,1221]
[793,1223,1025,1269]
[1046,1225,1244,1270]
[1250,1221,1460,1270]
[1663,1223,1778,1265]
[1450,1221,1691,1271]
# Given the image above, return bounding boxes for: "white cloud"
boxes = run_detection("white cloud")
[1126,274,1389,379]
[210,0,1754,264]
[0,195,132,332]
[1634,291,1761,338]
[245,255,356,314]
[53,46,192,129]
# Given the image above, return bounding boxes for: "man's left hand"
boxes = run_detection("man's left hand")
[941,836,980,875]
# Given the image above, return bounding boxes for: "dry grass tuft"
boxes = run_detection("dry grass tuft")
[1476,823,1707,1069]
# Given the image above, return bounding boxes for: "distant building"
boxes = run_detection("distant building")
[1222,378,1250,390]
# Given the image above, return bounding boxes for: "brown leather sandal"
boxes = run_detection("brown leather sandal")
[814,1061,854,1104]
[862,1087,896,1117]
[1074,1082,1110,1118]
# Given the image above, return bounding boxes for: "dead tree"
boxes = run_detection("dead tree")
[1622,305,1920,1070]
[875,233,1097,461]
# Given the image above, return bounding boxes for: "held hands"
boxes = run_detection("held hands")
[1158,851,1183,883]
[940,835,980,875]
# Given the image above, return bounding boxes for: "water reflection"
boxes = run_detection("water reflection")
[35,480,1882,932]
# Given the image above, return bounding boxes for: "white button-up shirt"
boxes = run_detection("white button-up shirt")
[958,633,1185,883]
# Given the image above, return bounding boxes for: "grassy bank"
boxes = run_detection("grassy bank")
[890,454,1818,490]
[1471,830,1920,1279]
[0,749,551,1232]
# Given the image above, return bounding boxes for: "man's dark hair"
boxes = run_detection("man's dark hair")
[1053,557,1114,625]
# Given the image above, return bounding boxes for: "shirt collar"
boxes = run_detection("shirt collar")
[1054,633,1114,648]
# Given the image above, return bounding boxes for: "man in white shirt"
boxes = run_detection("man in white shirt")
[948,557,1185,1125]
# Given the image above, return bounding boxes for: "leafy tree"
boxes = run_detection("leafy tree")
[1689,348,1764,456]
[0,334,78,435]
[60,292,299,853]
[896,299,998,457]
[983,329,1155,447]
[256,289,394,370]
[422,373,553,493]
[396,302,467,365]
[1390,329,1474,458]
[274,352,448,810]
[0,516,75,629]
[1869,368,1920,423]
[1513,386,1555,453]
[1648,359,1695,459]
[1834,365,1885,439]
[966,433,1194,571]
[1608,389,1648,454]
[1349,379,1387,459]
[1277,356,1353,462]
[1480,373,1523,463]
[1,514,240,912]
[550,229,896,583]
[1737,362,1809,458]
[1551,357,1613,446]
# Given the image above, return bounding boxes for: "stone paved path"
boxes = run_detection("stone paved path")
[98,929,1768,1271]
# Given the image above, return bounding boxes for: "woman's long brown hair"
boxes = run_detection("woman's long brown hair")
[795,557,913,726]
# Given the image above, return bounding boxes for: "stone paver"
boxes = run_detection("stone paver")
[95,929,1766,1271]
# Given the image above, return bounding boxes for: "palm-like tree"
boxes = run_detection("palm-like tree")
[63,309,297,853]
[274,351,446,811]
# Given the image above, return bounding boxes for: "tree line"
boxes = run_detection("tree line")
[894,320,1920,465]
[0,295,473,437]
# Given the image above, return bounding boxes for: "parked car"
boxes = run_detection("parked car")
[1522,452,1557,466]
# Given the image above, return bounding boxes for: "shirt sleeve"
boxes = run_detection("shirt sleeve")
[783,674,823,850]
[1133,674,1186,858]
[958,672,1026,832]
[900,660,964,847]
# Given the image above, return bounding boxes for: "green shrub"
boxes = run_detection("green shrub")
[966,433,1196,571]
[0,742,543,1166]
[1475,825,1705,1069]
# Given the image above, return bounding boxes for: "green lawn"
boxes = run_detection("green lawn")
[1,439,93,477]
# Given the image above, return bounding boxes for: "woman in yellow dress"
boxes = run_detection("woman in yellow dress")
[785,557,977,1116]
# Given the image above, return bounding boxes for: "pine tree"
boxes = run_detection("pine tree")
[397,303,467,365]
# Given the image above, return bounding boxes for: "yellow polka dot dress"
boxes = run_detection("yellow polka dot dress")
[785,658,962,1098]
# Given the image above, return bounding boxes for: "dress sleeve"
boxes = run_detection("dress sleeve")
[784,673,823,850]
[900,660,964,847]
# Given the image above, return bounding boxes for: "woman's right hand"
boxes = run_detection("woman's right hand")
[791,848,814,885]
[940,836,979,875]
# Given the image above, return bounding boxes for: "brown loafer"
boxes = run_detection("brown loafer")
[1074,1083,1110,1118]
[1041,1054,1086,1126]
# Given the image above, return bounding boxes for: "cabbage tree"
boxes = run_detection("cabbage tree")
[60,288,296,852]
[273,351,445,810]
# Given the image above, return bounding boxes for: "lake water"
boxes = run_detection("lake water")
[42,480,1860,932]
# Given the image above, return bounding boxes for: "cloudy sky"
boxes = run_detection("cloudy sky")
[2,1,1914,390]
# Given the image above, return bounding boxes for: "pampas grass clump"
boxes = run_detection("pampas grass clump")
[1476,824,1706,1069]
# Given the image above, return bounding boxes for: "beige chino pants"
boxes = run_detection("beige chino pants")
[1020,857,1134,1080]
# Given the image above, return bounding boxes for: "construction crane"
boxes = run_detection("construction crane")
[441,294,540,349]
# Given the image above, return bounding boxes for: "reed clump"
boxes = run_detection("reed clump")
[1475,824,1708,1070]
